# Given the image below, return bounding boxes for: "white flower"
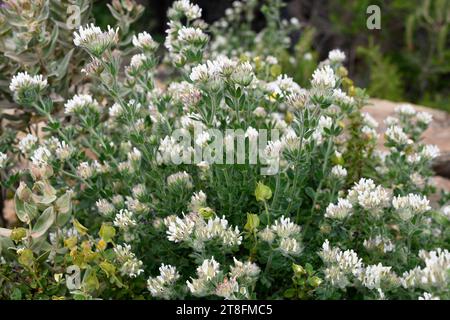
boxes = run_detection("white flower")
[325,198,353,220]
[73,24,118,56]
[311,65,336,89]
[331,165,347,179]
[186,277,209,296]
[258,227,275,243]
[385,125,411,145]
[418,292,440,300]
[109,103,123,117]
[113,244,143,278]
[9,72,47,99]
[128,147,142,162]
[267,74,301,96]
[253,106,267,118]
[318,115,333,131]
[394,103,416,116]
[271,216,301,239]
[132,31,158,51]
[178,26,208,44]
[31,146,51,166]
[18,134,38,154]
[76,162,94,179]
[384,116,399,126]
[64,94,100,114]
[197,257,220,281]
[195,131,211,147]
[113,209,137,229]
[421,145,440,160]
[214,277,239,299]
[332,88,354,105]
[55,141,73,161]
[363,235,395,253]
[190,191,207,212]
[165,215,195,243]
[402,248,450,290]
[96,199,115,216]
[416,111,432,125]
[147,264,180,299]
[362,113,379,128]
[229,258,260,281]
[320,240,362,288]
[441,205,450,219]
[0,152,7,168]
[279,238,302,256]
[169,0,202,20]
[328,49,346,63]
[357,263,394,290]
[392,193,431,220]
[266,55,278,65]
[128,53,148,71]
[167,171,193,188]
[190,63,210,82]
[132,184,146,199]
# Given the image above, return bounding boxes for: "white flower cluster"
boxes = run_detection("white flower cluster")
[363,235,395,253]
[332,88,354,106]
[64,94,100,115]
[190,56,254,86]
[321,240,398,292]
[54,140,74,161]
[392,193,431,220]
[418,292,440,300]
[73,23,118,56]
[132,31,158,52]
[267,74,302,97]
[18,134,38,154]
[147,264,180,299]
[96,199,116,216]
[157,135,194,165]
[189,190,207,212]
[331,165,347,179]
[168,0,202,20]
[311,65,336,90]
[178,26,208,45]
[113,244,144,278]
[259,216,302,256]
[30,146,51,166]
[346,178,392,216]
[328,49,346,63]
[167,171,193,189]
[9,71,47,97]
[164,213,242,251]
[320,240,362,289]
[355,263,398,291]
[401,248,449,291]
[325,198,353,220]
[186,257,220,296]
[186,257,259,299]
[113,209,137,230]
[385,125,412,145]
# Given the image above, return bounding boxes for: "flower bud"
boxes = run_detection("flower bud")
[255,182,272,202]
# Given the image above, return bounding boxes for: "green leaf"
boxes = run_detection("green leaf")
[55,192,72,226]
[82,267,100,292]
[32,206,56,238]
[284,288,297,298]
[98,224,116,243]
[305,187,315,200]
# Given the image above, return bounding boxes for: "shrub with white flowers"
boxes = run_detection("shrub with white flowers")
[0,0,448,301]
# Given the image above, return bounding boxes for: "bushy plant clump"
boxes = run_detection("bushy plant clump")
[0,0,448,300]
